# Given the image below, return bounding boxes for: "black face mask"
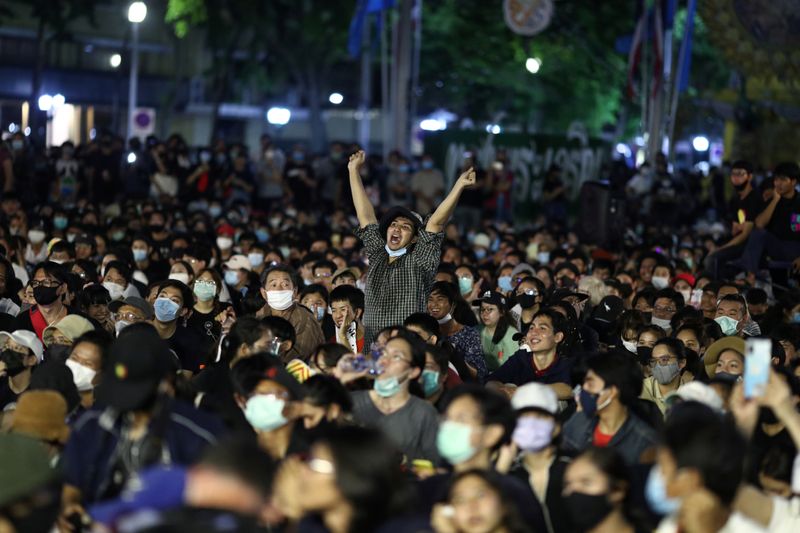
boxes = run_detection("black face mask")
[33,285,60,306]
[564,492,614,531]
[0,349,27,376]
[733,181,748,191]
[637,345,653,366]
[45,343,72,363]
[517,294,537,309]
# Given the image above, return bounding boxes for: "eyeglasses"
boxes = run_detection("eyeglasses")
[30,280,60,289]
[653,305,676,314]
[379,353,412,365]
[731,170,748,177]
[195,280,217,287]
[517,288,538,296]
[114,312,144,323]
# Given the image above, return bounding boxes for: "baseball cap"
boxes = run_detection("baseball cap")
[0,330,44,361]
[11,390,70,444]
[108,296,155,320]
[472,290,507,308]
[224,254,252,272]
[591,296,624,323]
[511,383,558,415]
[511,263,535,280]
[43,314,95,347]
[672,273,696,288]
[332,266,359,283]
[550,288,589,303]
[378,206,423,238]
[665,382,724,413]
[216,223,236,237]
[94,327,173,411]
[473,233,491,249]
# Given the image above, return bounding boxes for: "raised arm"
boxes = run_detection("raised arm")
[348,151,377,228]
[426,167,476,233]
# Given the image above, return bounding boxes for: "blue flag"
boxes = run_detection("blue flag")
[677,0,697,92]
[348,0,396,58]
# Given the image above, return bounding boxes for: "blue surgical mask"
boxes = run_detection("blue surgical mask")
[132,248,148,262]
[193,282,216,302]
[645,464,680,516]
[458,277,473,296]
[244,395,288,431]
[154,297,180,322]
[373,376,401,398]
[537,251,550,264]
[255,229,270,243]
[385,245,407,258]
[475,248,487,260]
[421,369,440,397]
[421,160,434,170]
[247,253,264,268]
[714,316,739,336]
[579,388,610,418]
[209,206,222,218]
[54,216,68,230]
[436,420,476,464]
[498,276,513,292]
[224,270,240,286]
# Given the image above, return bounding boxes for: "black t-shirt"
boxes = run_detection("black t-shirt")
[728,189,765,225]
[767,193,800,241]
[0,377,21,410]
[186,304,230,365]
[167,325,207,373]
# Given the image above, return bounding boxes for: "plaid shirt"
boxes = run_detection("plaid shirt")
[354,223,443,349]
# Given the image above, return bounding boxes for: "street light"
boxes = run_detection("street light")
[266,107,291,126]
[420,118,446,132]
[328,92,343,105]
[110,53,122,68]
[525,57,541,74]
[127,2,147,140]
[692,135,709,152]
[38,94,53,112]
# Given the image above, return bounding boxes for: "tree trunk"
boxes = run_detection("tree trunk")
[30,18,46,144]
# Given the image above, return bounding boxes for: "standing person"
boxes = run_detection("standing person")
[485,158,514,223]
[348,150,476,350]
[703,160,765,279]
[410,154,445,215]
[541,165,567,226]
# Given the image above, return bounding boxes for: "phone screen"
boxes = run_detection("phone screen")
[744,338,771,399]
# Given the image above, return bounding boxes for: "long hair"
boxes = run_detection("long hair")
[445,469,531,533]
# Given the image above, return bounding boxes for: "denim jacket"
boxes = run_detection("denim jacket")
[562,410,657,465]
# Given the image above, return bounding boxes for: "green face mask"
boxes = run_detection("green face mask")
[436,420,477,465]
[373,376,401,398]
[715,316,739,336]
[458,277,473,296]
[421,369,440,397]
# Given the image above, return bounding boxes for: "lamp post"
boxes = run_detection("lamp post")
[127,2,147,140]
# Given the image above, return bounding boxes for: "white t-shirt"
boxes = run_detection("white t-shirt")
[768,497,800,533]
[656,512,766,533]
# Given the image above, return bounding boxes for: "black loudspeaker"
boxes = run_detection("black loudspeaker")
[576,181,626,250]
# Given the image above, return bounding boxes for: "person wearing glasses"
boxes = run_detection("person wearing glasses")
[12,262,73,340]
[640,338,689,416]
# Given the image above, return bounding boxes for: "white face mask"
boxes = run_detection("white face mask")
[28,230,46,244]
[437,313,452,325]
[651,276,670,289]
[103,281,125,300]
[65,358,96,392]
[115,320,132,336]
[385,245,407,258]
[216,237,234,250]
[622,339,638,354]
[169,272,190,285]
[267,290,294,311]
[651,316,672,331]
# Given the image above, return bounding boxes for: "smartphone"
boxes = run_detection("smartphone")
[744,338,772,399]
[689,289,703,309]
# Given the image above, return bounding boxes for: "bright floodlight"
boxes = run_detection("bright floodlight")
[7,123,15,132]
[110,53,122,68]
[692,135,709,152]
[52,94,65,107]
[128,1,147,23]
[420,118,446,131]
[127,152,137,164]
[266,107,291,126]
[38,94,53,111]
[525,57,541,74]
[485,124,501,135]
[329,92,343,105]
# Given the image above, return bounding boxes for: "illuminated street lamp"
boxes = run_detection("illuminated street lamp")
[127,2,147,139]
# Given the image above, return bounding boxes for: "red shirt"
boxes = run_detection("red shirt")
[593,425,614,447]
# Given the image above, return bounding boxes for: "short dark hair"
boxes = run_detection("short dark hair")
[200,438,276,497]
[330,285,365,313]
[586,352,644,408]
[652,337,686,360]
[49,240,75,258]
[717,294,748,316]
[774,161,800,181]
[731,160,753,174]
[304,374,353,413]
[222,316,271,363]
[299,283,329,305]
[424,344,450,374]
[662,403,745,505]
[653,288,685,311]
[313,259,337,274]
[261,316,296,345]
[429,281,459,305]
[313,343,350,370]
[157,279,193,310]
[261,264,299,288]
[531,308,568,338]
[403,313,441,340]
[104,260,133,284]
[441,384,517,451]
[388,328,427,370]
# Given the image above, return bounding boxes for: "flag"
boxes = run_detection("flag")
[651,0,664,96]
[348,0,396,58]
[626,0,647,99]
[676,0,697,92]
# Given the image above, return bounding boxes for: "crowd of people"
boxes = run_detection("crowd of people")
[0,129,799,533]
